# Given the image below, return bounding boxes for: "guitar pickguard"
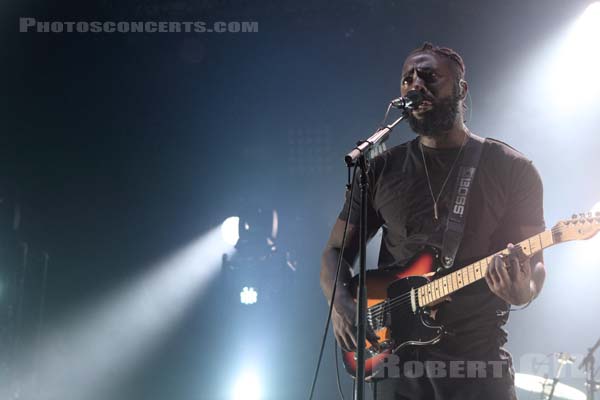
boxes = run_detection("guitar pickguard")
[386,276,445,348]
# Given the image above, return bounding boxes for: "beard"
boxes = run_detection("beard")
[408,86,460,137]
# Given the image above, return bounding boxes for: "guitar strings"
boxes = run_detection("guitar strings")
[368,253,495,319]
[368,225,595,326]
[369,224,574,321]
[369,249,508,320]
[366,227,572,321]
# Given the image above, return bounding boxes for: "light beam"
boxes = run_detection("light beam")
[4,227,234,400]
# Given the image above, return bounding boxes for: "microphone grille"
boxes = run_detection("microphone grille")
[406,90,423,107]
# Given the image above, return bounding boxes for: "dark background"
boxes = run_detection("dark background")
[1,1,599,399]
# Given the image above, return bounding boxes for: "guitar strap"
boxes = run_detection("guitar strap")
[440,134,486,269]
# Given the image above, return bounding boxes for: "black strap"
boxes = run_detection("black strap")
[440,134,485,269]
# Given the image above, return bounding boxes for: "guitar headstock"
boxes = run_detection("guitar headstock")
[552,212,600,243]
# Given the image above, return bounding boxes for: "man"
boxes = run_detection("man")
[320,42,546,399]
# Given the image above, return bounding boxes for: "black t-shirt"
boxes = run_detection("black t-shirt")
[339,136,544,358]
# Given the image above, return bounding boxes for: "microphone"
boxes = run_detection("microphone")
[390,90,423,110]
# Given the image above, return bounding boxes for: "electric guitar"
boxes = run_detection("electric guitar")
[342,212,600,380]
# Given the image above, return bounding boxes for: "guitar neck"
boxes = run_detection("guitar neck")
[418,230,555,307]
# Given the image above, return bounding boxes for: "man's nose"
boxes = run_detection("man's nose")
[409,75,426,94]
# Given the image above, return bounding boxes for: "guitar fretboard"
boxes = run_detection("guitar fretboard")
[417,230,554,307]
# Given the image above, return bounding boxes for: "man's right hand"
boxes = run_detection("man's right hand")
[332,297,380,352]
[321,219,381,353]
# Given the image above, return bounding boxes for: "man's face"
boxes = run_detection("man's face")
[400,52,461,136]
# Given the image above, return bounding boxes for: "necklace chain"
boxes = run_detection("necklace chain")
[419,133,469,220]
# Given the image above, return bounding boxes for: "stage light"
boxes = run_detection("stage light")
[566,2,600,71]
[233,208,279,260]
[3,227,235,400]
[582,2,600,25]
[222,216,240,246]
[513,1,600,122]
[569,201,600,268]
[547,2,600,112]
[232,369,262,400]
[240,287,258,305]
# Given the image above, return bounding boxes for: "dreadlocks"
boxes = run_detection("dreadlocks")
[408,42,466,82]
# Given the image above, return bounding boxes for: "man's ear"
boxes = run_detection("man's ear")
[459,79,468,100]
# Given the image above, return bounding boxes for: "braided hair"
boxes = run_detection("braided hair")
[408,42,466,82]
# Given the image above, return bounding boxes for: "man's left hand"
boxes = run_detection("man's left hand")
[485,243,541,305]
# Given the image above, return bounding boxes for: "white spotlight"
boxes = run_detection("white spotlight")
[221,216,240,246]
[583,2,600,22]
[549,2,600,111]
[570,2,600,66]
[571,201,600,268]
[6,227,235,400]
[232,370,262,400]
[240,287,258,305]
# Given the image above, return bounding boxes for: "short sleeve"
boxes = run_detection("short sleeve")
[338,167,384,236]
[505,159,545,230]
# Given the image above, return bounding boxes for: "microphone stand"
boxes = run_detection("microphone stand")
[546,353,572,400]
[579,337,600,400]
[344,112,408,400]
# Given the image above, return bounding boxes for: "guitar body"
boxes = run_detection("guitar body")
[339,212,600,380]
[342,249,446,380]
